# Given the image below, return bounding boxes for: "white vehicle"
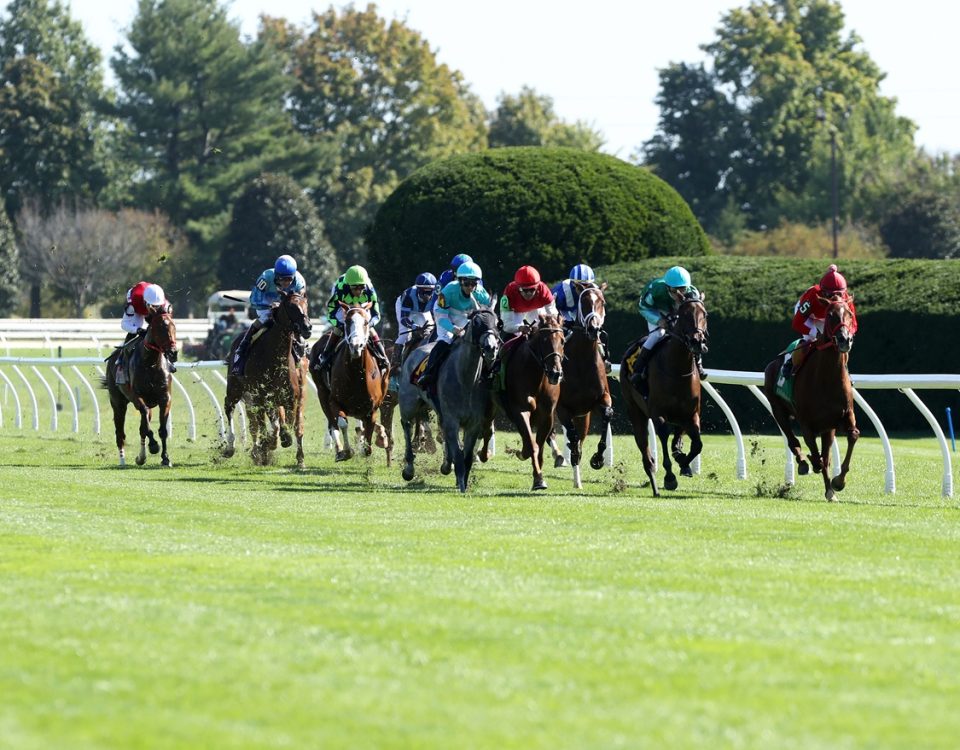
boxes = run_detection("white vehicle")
[206,290,252,328]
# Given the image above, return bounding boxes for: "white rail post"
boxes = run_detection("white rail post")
[190,367,227,439]
[69,365,102,435]
[11,365,39,430]
[169,375,195,440]
[0,368,22,428]
[50,367,79,432]
[746,383,796,485]
[901,388,953,498]
[701,380,747,480]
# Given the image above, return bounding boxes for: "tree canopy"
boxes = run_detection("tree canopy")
[488,86,605,151]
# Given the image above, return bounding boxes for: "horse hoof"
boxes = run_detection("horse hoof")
[297,460,305,471]
[664,474,679,491]
[149,442,160,455]
[135,455,146,466]
[553,455,567,468]
[798,461,810,476]
[161,459,172,468]
[335,450,352,462]
[826,488,837,502]
[222,446,235,459]
[589,454,604,470]
[477,451,489,463]
[440,462,451,476]
[680,465,693,478]
[402,466,415,482]
[280,434,293,448]
[831,476,846,492]
[532,479,548,491]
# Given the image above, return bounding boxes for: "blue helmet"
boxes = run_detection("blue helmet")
[450,253,473,270]
[456,261,482,280]
[663,265,691,288]
[415,272,437,289]
[274,254,297,277]
[570,263,595,282]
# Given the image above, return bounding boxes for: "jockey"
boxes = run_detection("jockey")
[782,264,858,378]
[315,264,390,373]
[431,252,484,309]
[417,260,492,390]
[551,262,612,372]
[499,265,557,338]
[392,272,437,380]
[230,254,307,376]
[629,265,707,389]
[118,281,174,381]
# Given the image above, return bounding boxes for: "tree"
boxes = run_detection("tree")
[260,5,488,262]
[643,0,916,237]
[488,86,604,151]
[221,174,337,314]
[879,192,960,259]
[0,209,20,315]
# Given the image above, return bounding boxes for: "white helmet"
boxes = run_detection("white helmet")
[143,284,165,307]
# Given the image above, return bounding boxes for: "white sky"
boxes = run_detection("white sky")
[64,0,960,158]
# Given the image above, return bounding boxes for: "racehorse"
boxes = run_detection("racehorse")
[310,303,390,463]
[381,323,437,458]
[223,292,312,468]
[103,310,178,467]
[620,292,709,496]
[763,296,859,501]
[498,314,566,490]
[400,307,500,492]
[554,283,614,489]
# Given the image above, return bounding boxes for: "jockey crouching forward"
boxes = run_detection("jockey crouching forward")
[781,264,858,379]
[315,264,390,374]
[551,262,612,372]
[431,252,484,309]
[231,254,307,376]
[629,265,707,390]
[417,261,491,390]
[391,272,437,390]
[499,265,557,339]
[117,281,175,383]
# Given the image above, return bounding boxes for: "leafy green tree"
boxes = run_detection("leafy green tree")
[221,174,337,313]
[488,86,604,151]
[879,191,960,259]
[0,209,20,315]
[643,0,916,237]
[261,4,488,262]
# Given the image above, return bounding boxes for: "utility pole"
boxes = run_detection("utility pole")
[830,126,838,259]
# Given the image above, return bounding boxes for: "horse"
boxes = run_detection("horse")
[310,303,390,463]
[554,283,614,489]
[762,296,859,501]
[223,292,312,468]
[103,310,178,467]
[620,292,709,496]
[381,322,437,458]
[498,313,566,491]
[399,307,500,492]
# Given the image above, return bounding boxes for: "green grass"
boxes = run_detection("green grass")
[1,431,958,749]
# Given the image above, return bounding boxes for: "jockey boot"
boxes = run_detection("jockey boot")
[781,356,793,380]
[372,337,391,373]
[314,330,341,372]
[629,346,654,390]
[697,356,707,381]
[230,323,258,376]
[418,341,449,390]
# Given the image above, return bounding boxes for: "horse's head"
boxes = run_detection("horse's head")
[145,310,178,361]
[274,291,312,340]
[467,307,501,366]
[823,296,855,353]
[576,282,607,341]
[531,313,565,385]
[675,292,709,356]
[342,302,372,360]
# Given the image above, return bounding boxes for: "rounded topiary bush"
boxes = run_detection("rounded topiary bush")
[366,147,710,305]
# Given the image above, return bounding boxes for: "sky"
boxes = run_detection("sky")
[63,0,960,159]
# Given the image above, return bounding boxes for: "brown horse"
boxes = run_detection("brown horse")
[499,313,566,490]
[763,297,859,501]
[620,293,709,496]
[555,283,614,489]
[310,303,390,463]
[223,292,312,467]
[103,311,178,467]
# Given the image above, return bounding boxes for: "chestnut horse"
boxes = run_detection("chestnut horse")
[498,314,566,490]
[620,293,709,496]
[310,303,390,463]
[555,283,614,489]
[223,291,312,467]
[103,310,178,467]
[763,297,859,501]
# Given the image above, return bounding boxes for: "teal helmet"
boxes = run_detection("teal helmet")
[456,261,482,280]
[663,266,691,288]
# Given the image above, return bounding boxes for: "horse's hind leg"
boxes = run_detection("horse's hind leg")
[677,417,704,478]
[549,430,566,468]
[656,419,679,491]
[278,405,293,449]
[819,430,838,501]
[111,397,128,467]
[159,398,172,468]
[624,396,659,496]
[770,397,810,475]
[222,380,243,458]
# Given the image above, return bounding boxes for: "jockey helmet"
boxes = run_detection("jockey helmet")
[819,264,847,294]
[663,266,691,289]
[513,265,541,286]
[143,284,165,307]
[344,265,370,286]
[274,254,297,277]
[415,272,437,289]
[450,253,473,270]
[456,261,482,280]
[569,263,595,282]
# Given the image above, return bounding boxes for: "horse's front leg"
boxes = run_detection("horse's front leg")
[832,423,860,494]
[802,429,823,475]
[222,387,240,458]
[548,430,566,468]
[562,418,582,489]
[277,404,293,449]
[135,401,156,465]
[461,427,480,492]
[111,396,128,467]
[158,395,172,468]
[331,411,353,462]
[655,417,678,491]
[401,414,417,482]
[360,415,375,457]
[590,406,614,471]
[817,430,841,501]
[530,410,554,491]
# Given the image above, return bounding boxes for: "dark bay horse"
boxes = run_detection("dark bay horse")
[310,303,390,463]
[620,293,709,496]
[103,311,178,467]
[763,297,859,501]
[223,292,312,467]
[499,313,566,490]
[554,283,614,489]
[400,307,500,492]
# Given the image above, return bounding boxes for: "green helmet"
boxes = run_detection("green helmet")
[344,265,370,286]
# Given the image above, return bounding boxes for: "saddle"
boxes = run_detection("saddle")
[410,356,429,386]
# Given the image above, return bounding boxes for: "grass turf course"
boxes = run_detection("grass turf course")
[1,431,958,749]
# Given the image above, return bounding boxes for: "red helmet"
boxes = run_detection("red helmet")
[819,264,847,293]
[514,265,540,286]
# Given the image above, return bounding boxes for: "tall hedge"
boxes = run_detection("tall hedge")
[366,147,710,308]
[0,209,19,316]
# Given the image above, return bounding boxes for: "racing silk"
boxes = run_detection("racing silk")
[250,269,307,322]
[326,274,381,328]
[395,286,436,345]
[792,286,858,341]
[551,279,589,323]
[121,281,168,334]
[499,280,557,334]
[431,269,484,310]
[434,281,492,343]
[638,278,700,326]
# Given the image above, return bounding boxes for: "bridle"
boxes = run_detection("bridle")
[668,298,709,356]
[344,305,371,359]
[144,311,178,359]
[467,309,501,366]
[528,319,565,384]
[276,292,312,339]
[575,285,605,342]
[821,297,854,353]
